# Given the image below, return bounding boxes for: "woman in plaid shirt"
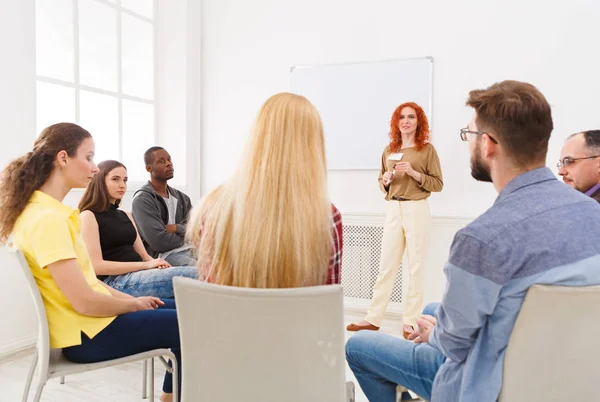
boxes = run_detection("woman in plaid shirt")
[187,93,342,287]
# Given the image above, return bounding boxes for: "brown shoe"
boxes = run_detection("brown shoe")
[346,323,380,332]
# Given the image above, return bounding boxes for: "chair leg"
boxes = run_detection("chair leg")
[32,382,47,402]
[346,381,355,402]
[157,356,172,372]
[142,360,148,399]
[22,351,38,402]
[149,357,154,401]
[171,356,179,402]
[60,376,65,384]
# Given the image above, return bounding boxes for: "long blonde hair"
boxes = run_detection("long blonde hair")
[187,93,332,288]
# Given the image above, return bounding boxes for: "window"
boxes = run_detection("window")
[36,0,156,182]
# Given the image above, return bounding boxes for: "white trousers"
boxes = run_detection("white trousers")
[365,199,431,327]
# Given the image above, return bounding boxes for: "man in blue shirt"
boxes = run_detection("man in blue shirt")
[346,81,600,402]
[558,130,600,203]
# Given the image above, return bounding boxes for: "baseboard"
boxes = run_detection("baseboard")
[342,212,474,227]
[344,297,403,317]
[0,334,36,360]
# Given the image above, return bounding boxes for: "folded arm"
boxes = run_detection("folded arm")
[132,193,185,253]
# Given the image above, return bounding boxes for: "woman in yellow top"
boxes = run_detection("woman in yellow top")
[347,102,443,339]
[0,123,181,402]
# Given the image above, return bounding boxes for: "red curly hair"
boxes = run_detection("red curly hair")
[389,102,430,152]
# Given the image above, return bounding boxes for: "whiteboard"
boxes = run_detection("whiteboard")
[290,57,433,170]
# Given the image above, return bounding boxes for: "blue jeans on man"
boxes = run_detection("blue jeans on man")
[346,303,443,401]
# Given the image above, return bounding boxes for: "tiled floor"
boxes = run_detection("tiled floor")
[0,312,405,402]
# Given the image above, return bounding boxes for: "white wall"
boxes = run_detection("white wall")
[0,0,38,357]
[155,0,202,204]
[200,0,600,218]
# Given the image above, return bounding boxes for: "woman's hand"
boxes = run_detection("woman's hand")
[394,162,414,175]
[383,171,394,185]
[394,162,422,183]
[142,258,171,270]
[133,296,165,311]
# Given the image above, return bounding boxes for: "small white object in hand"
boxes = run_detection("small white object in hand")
[385,170,396,186]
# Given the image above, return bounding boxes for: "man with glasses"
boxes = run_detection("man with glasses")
[558,130,600,202]
[346,80,600,402]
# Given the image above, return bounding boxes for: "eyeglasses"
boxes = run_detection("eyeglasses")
[460,128,499,144]
[556,155,600,169]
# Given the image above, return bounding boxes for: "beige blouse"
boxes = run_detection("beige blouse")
[378,143,443,200]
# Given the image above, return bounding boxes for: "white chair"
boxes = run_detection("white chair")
[499,284,600,401]
[5,247,178,402]
[173,277,354,402]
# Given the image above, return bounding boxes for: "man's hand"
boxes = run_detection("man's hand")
[408,314,437,344]
[166,224,178,234]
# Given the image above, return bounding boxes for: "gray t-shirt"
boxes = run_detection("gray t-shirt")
[162,195,178,224]
[159,195,192,259]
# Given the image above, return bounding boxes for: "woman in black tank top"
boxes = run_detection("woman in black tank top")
[78,160,197,298]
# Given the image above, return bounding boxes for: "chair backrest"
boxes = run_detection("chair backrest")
[173,277,347,402]
[2,247,51,377]
[499,284,600,401]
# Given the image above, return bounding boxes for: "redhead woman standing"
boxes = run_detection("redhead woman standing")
[347,102,443,338]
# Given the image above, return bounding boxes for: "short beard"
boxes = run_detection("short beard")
[470,151,492,183]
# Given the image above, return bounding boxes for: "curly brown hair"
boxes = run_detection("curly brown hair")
[0,123,92,244]
[389,102,430,152]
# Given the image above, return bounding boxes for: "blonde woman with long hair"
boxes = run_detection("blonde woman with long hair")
[187,93,343,288]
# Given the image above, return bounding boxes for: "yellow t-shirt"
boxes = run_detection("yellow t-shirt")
[12,191,116,348]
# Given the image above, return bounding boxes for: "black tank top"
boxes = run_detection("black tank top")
[93,204,142,279]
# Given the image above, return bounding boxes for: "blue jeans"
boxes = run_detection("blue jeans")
[104,266,198,299]
[346,302,443,401]
[161,248,197,267]
[62,299,181,398]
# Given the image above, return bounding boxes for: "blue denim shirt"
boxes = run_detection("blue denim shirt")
[429,167,600,402]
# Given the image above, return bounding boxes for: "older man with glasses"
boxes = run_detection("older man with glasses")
[558,130,600,203]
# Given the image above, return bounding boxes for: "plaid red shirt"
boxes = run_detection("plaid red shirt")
[326,203,343,285]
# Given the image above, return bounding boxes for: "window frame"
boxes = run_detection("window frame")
[35,0,158,185]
